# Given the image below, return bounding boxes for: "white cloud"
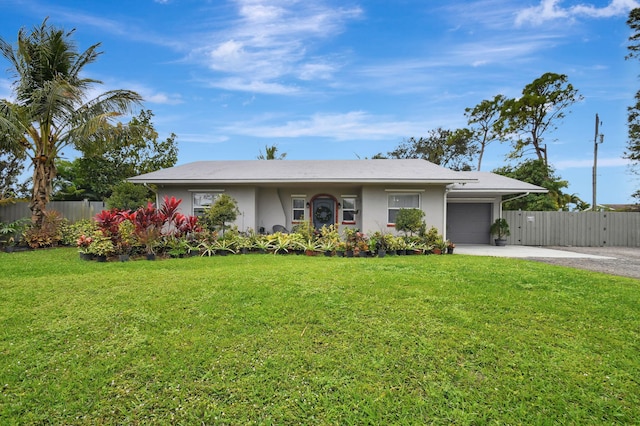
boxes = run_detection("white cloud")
[443,0,522,30]
[40,4,184,49]
[350,33,559,97]
[450,35,559,66]
[572,0,640,18]
[193,0,363,94]
[298,62,338,81]
[207,77,300,95]
[111,82,184,105]
[143,91,184,105]
[222,111,427,141]
[516,0,640,26]
[180,133,230,144]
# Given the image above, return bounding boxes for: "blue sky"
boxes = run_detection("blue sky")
[1,0,639,205]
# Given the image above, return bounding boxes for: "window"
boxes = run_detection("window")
[388,193,420,224]
[292,198,306,222]
[193,192,219,216]
[341,197,357,223]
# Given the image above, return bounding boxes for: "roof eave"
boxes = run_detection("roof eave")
[450,189,549,194]
[129,178,479,185]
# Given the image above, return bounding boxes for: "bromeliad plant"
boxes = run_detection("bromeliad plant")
[318,223,340,253]
[267,232,293,255]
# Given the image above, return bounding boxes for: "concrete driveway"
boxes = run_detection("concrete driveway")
[454,244,614,259]
[455,245,640,280]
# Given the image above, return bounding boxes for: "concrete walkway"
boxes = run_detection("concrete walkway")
[454,244,615,259]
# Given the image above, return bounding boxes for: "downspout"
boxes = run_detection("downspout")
[143,183,159,206]
[499,192,530,218]
[443,184,454,240]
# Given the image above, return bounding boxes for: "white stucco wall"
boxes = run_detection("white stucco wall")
[360,185,446,235]
[156,183,448,235]
[155,186,256,232]
[257,187,286,233]
[274,186,360,230]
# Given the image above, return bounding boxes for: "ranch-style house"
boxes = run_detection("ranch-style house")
[129,159,547,244]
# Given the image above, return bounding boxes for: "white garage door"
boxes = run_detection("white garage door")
[447,203,492,244]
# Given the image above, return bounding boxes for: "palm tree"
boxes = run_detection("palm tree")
[0,19,142,227]
[257,144,286,160]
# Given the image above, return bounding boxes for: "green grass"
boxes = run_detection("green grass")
[1,248,639,424]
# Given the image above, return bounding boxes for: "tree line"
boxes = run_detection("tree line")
[373,71,586,211]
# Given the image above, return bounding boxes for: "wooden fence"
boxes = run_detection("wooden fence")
[2,202,639,247]
[0,200,106,224]
[503,210,640,247]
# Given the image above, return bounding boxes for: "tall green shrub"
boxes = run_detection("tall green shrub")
[394,208,425,236]
[203,194,240,235]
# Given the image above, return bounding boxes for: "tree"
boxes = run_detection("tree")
[465,94,505,171]
[203,194,240,235]
[106,181,153,211]
[499,73,582,164]
[0,146,27,202]
[52,110,177,201]
[394,208,425,236]
[493,159,587,211]
[0,20,142,226]
[379,127,478,170]
[626,8,640,199]
[257,144,286,160]
[51,159,87,200]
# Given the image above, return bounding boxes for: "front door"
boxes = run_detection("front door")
[312,198,335,229]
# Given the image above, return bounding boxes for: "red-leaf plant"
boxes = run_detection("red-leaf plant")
[125,202,164,254]
[174,213,202,237]
[94,197,201,255]
[159,196,181,224]
[94,209,127,242]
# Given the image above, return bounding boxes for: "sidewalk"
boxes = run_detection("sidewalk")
[454,244,615,259]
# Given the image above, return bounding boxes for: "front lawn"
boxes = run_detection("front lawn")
[1,248,638,424]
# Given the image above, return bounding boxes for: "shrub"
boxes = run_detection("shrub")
[490,218,510,239]
[106,181,153,211]
[23,210,64,248]
[86,231,115,257]
[0,218,29,246]
[394,208,425,236]
[292,220,315,240]
[60,219,97,246]
[202,194,240,235]
[420,226,441,246]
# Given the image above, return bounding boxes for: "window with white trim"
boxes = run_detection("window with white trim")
[388,193,420,224]
[292,198,306,222]
[193,193,220,217]
[341,197,356,223]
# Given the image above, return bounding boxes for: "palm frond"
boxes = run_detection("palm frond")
[68,42,102,80]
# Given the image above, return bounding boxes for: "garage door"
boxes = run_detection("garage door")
[447,203,492,244]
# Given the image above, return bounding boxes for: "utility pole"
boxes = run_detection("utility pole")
[592,114,604,210]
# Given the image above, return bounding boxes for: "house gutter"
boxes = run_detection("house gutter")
[443,184,454,241]
[142,183,159,206]
[499,192,530,218]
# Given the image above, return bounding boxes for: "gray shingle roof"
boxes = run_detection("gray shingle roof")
[128,160,546,195]
[449,171,548,194]
[129,159,478,185]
